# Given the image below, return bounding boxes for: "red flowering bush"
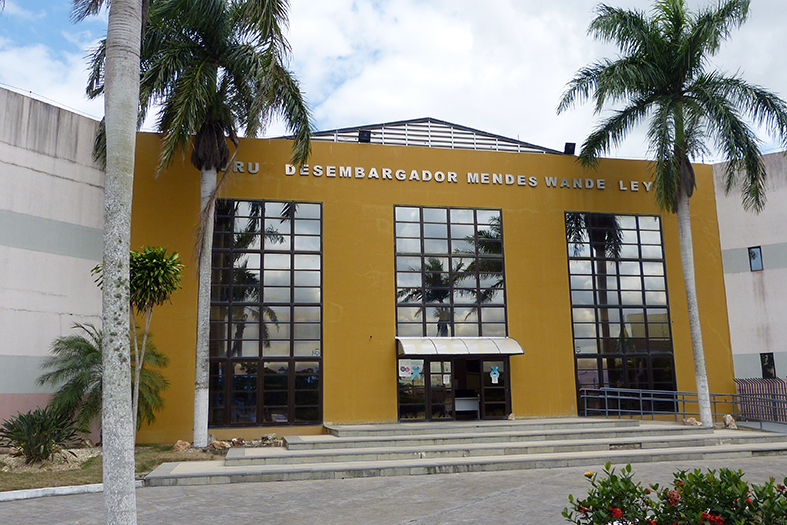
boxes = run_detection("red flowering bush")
[563,463,787,524]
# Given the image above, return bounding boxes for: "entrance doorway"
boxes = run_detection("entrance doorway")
[397,356,510,421]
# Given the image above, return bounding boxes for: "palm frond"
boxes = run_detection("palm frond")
[579,97,652,167]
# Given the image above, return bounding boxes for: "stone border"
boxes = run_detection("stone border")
[0,480,144,502]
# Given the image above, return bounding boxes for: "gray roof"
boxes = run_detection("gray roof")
[309,117,563,154]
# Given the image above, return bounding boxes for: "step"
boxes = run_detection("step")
[146,439,787,487]
[283,422,715,450]
[325,417,640,437]
[223,429,787,467]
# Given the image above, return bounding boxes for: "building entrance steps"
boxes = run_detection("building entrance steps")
[145,418,787,487]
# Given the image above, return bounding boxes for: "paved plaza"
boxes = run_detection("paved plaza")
[3,456,787,525]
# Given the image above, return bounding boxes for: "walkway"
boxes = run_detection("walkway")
[3,456,787,525]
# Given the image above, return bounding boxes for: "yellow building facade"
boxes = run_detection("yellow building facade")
[130,121,733,444]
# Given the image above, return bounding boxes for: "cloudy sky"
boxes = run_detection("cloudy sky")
[1,0,785,161]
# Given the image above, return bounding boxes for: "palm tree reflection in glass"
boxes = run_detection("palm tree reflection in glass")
[397,215,503,337]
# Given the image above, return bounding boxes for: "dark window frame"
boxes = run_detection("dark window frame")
[394,206,507,338]
[209,200,322,427]
[565,212,677,400]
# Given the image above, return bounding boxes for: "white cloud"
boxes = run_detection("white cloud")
[2,0,46,20]
[0,37,103,120]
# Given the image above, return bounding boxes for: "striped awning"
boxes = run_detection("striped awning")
[396,337,524,356]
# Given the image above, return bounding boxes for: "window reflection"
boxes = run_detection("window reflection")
[565,212,675,395]
[210,200,322,427]
[395,207,506,337]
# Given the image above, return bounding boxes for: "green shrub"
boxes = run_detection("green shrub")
[564,462,787,525]
[0,406,81,463]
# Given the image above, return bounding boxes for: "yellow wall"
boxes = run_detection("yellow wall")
[131,133,733,443]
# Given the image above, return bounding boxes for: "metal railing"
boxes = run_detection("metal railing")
[580,387,737,424]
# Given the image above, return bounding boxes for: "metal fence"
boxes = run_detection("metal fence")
[735,378,787,423]
[579,387,736,423]
[580,382,787,428]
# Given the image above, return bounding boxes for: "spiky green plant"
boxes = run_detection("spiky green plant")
[38,323,170,430]
[0,406,81,463]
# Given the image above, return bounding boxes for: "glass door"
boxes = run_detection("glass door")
[429,360,454,420]
[480,358,510,419]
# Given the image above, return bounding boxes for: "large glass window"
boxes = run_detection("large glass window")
[565,212,676,397]
[209,200,322,427]
[394,207,506,337]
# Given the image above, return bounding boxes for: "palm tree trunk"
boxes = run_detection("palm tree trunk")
[193,168,217,448]
[132,308,153,441]
[102,0,141,523]
[676,189,713,428]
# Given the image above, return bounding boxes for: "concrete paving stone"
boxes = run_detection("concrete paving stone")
[5,457,787,525]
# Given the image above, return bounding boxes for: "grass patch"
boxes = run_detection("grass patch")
[0,446,224,492]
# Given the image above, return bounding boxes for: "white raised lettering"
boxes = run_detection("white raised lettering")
[382,168,393,180]
[573,178,583,189]
[529,176,538,187]
[448,172,457,183]
[493,173,503,185]
[409,170,420,181]
[560,178,570,188]
[506,174,515,185]
[619,180,627,191]
[326,166,336,177]
[235,161,245,173]
[481,173,489,184]
[631,181,639,191]
[285,164,296,176]
[340,166,352,178]
[421,170,432,181]
[517,175,527,186]
[248,162,259,174]
[467,173,480,184]
[434,171,445,182]
[355,167,365,178]
[597,179,605,189]
[545,177,558,187]
[368,168,379,179]
[313,165,323,177]
[396,170,406,181]
[585,179,594,189]
[300,164,309,176]
[643,181,653,192]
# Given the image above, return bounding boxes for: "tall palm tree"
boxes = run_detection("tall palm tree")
[73,0,145,522]
[86,0,312,447]
[557,0,787,427]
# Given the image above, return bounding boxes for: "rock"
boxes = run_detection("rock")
[261,433,277,446]
[683,417,702,426]
[507,413,516,421]
[207,434,216,444]
[723,414,738,429]
[172,440,191,452]
[231,437,245,447]
[208,440,231,451]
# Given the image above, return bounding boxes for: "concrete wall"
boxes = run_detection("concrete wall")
[714,151,787,378]
[0,87,103,421]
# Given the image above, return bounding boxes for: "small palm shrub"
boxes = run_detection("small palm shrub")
[38,323,170,431]
[0,406,81,463]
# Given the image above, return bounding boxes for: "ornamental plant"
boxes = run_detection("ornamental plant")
[563,463,787,525]
[0,406,81,463]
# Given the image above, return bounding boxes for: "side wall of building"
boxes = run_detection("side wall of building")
[714,151,787,378]
[131,133,734,443]
[0,87,104,422]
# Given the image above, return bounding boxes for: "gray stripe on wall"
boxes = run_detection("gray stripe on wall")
[0,355,53,394]
[722,242,787,274]
[0,209,102,260]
